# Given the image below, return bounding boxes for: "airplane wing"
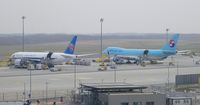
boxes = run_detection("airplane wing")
[177,50,191,54]
[61,53,98,58]
[60,53,76,58]
[177,50,195,56]
[75,53,98,57]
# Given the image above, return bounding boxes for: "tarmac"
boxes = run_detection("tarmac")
[0,55,200,93]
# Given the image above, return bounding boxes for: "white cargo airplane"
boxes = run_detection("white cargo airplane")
[10,36,91,65]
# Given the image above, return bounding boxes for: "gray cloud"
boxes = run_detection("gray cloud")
[0,0,200,34]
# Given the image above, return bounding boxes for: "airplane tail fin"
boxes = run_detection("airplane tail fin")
[161,34,179,51]
[64,36,77,54]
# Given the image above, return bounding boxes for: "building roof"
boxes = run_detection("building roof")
[109,92,155,96]
[80,82,147,93]
[168,97,193,99]
[167,92,196,98]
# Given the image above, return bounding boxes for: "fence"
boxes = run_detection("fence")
[0,89,76,105]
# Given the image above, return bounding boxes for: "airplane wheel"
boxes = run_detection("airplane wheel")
[141,62,146,67]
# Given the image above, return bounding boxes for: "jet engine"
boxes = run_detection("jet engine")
[45,52,54,68]
[143,49,149,57]
[137,49,149,67]
[46,52,53,60]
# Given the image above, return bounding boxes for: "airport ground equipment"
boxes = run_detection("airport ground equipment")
[110,64,116,69]
[196,60,200,64]
[72,58,91,66]
[98,62,107,71]
[14,58,29,68]
[98,66,107,71]
[0,57,10,67]
[49,67,61,72]
[93,54,109,62]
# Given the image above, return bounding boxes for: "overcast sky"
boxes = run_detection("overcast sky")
[0,0,200,34]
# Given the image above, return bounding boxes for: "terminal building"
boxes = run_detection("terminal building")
[166,97,192,105]
[79,83,166,105]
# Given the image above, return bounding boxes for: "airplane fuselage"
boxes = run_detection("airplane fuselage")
[10,36,79,67]
[11,52,69,65]
[104,47,176,61]
[103,34,179,65]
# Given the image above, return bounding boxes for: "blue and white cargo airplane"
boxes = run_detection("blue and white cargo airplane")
[10,36,91,65]
[103,34,179,65]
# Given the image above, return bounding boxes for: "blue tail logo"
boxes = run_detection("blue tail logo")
[169,40,175,48]
[161,34,179,51]
[64,36,77,54]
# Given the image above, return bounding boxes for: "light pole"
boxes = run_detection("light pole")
[22,16,26,52]
[167,64,170,91]
[74,56,77,89]
[166,28,169,43]
[29,69,32,98]
[46,81,48,105]
[23,82,26,101]
[114,66,116,82]
[100,18,104,59]
[177,61,179,75]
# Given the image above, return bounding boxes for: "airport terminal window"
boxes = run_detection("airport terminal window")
[184,99,189,103]
[146,101,154,105]
[121,102,129,105]
[133,102,142,105]
[175,100,180,104]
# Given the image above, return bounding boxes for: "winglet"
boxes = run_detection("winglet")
[64,36,77,54]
